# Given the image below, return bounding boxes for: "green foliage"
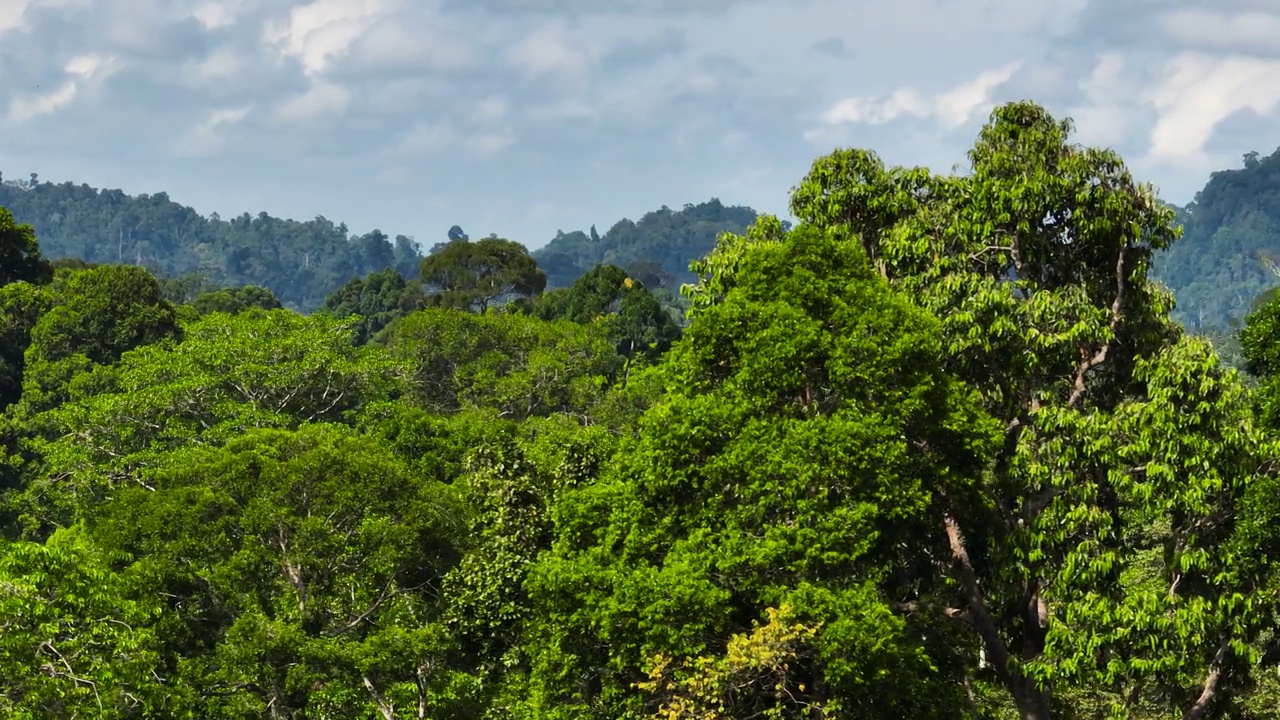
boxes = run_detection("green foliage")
[532,200,759,289]
[635,605,827,719]
[15,309,400,535]
[786,100,1271,720]
[420,237,546,313]
[189,285,282,316]
[443,415,616,707]
[0,179,427,311]
[0,282,50,409]
[381,308,621,420]
[3,103,1280,720]
[523,222,999,718]
[1154,148,1280,330]
[0,206,52,287]
[88,424,469,719]
[0,527,174,718]
[321,267,425,344]
[534,264,682,364]
[21,264,181,411]
[1241,292,1280,428]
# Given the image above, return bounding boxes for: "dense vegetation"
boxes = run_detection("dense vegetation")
[0,175,756,314]
[531,199,759,289]
[6,102,1280,719]
[1152,149,1280,332]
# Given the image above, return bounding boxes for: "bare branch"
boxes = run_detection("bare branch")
[1066,245,1127,409]
[1182,639,1231,720]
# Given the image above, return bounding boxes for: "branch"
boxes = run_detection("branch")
[1066,245,1127,409]
[362,675,396,720]
[1182,639,1231,720]
[943,512,1016,689]
[891,600,971,622]
[326,580,398,637]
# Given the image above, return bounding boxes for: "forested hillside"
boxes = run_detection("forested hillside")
[11,153,1280,341]
[0,175,759,314]
[8,102,1280,718]
[0,174,425,311]
[531,199,759,289]
[1153,148,1280,331]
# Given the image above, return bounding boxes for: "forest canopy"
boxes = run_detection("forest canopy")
[3,102,1280,719]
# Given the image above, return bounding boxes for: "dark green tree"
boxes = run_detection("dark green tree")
[419,237,546,313]
[190,285,282,315]
[22,265,181,411]
[380,308,619,420]
[784,101,1277,719]
[0,206,52,287]
[321,268,424,344]
[0,282,50,409]
[522,221,999,718]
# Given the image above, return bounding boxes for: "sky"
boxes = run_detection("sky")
[0,0,1278,251]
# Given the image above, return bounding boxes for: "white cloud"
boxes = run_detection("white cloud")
[507,20,594,82]
[9,83,77,121]
[7,53,115,121]
[468,130,514,157]
[191,0,242,30]
[934,62,1024,127]
[1145,52,1280,164]
[471,95,509,125]
[1159,9,1280,55]
[392,120,514,158]
[172,105,252,158]
[375,165,409,185]
[343,14,474,73]
[270,80,350,123]
[264,0,389,75]
[0,0,29,33]
[1069,53,1137,147]
[184,45,248,84]
[394,121,456,155]
[65,53,112,78]
[816,61,1022,131]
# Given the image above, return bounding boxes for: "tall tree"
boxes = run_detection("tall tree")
[786,101,1278,719]
[419,237,546,313]
[21,265,181,412]
[0,206,52,287]
[521,221,999,718]
[321,268,424,344]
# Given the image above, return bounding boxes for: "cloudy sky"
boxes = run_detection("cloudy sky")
[0,0,1277,250]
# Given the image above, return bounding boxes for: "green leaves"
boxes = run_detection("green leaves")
[0,528,173,718]
[787,101,1270,719]
[419,236,546,313]
[17,309,400,535]
[381,308,621,420]
[91,424,467,719]
[0,206,52,288]
[522,221,998,718]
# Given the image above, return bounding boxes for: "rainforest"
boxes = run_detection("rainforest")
[5,102,1280,719]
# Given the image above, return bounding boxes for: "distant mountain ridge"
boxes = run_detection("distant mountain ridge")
[5,156,1279,330]
[1150,148,1280,332]
[0,174,762,312]
[531,199,761,290]
[0,174,423,311]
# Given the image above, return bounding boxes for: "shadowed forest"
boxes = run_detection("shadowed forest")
[5,102,1280,719]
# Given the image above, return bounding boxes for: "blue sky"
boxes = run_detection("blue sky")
[1,0,1277,251]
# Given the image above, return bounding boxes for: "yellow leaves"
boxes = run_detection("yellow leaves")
[634,604,826,719]
[624,277,635,290]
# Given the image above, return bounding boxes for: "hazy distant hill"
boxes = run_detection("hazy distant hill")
[0,175,762,312]
[1153,148,1280,331]
[532,199,760,290]
[8,155,1277,329]
[0,174,423,311]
